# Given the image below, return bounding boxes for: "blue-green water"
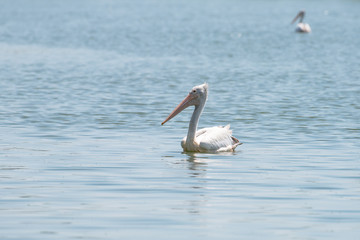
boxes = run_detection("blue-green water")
[1,0,360,239]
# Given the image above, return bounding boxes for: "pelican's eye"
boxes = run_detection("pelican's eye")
[192,90,196,93]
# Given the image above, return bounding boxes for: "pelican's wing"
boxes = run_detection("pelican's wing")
[196,125,241,152]
[296,23,311,33]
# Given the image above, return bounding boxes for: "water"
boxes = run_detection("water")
[1,0,360,239]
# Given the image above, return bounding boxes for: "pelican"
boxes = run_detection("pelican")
[161,83,241,153]
[291,10,311,33]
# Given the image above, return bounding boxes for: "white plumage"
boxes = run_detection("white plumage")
[295,23,311,33]
[162,83,241,153]
[181,125,239,152]
[292,10,311,33]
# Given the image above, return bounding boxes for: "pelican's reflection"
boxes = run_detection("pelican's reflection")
[183,151,238,177]
[164,151,240,215]
[183,152,209,178]
[179,152,209,215]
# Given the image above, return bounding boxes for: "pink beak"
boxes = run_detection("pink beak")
[161,94,195,125]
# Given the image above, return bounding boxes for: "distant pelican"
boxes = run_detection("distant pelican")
[161,83,241,153]
[291,10,311,33]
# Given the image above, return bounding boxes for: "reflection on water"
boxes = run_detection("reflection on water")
[183,151,239,175]
[184,152,208,174]
[182,152,209,216]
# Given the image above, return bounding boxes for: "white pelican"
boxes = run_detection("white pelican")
[161,83,241,153]
[291,10,311,33]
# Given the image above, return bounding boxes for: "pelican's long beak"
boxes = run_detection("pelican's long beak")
[161,94,195,125]
[292,11,305,24]
[291,12,300,24]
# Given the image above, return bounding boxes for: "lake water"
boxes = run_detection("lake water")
[1,0,360,239]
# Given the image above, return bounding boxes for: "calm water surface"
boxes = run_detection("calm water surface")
[1,0,360,239]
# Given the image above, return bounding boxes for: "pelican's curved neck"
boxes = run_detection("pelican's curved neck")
[186,101,205,145]
[299,15,304,23]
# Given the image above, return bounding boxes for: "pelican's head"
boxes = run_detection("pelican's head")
[161,83,208,125]
[188,83,208,106]
[291,10,305,24]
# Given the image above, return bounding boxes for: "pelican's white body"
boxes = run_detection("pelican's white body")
[181,125,239,153]
[292,11,311,33]
[295,23,311,33]
[162,83,241,153]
